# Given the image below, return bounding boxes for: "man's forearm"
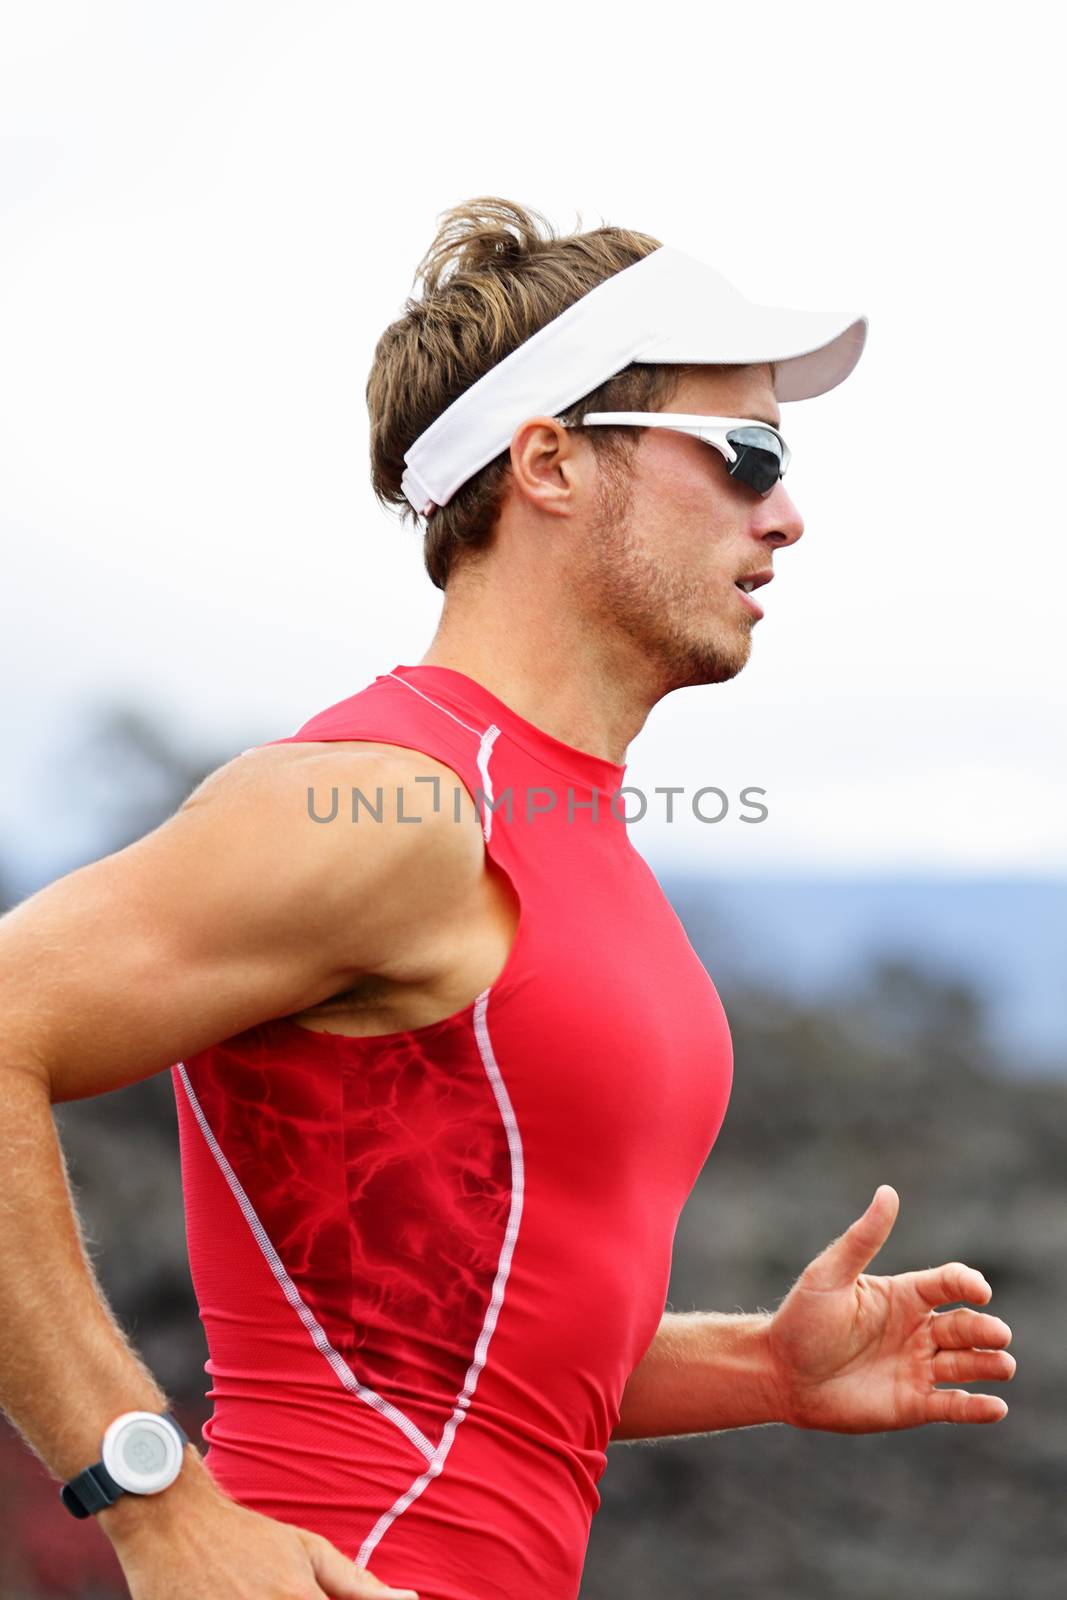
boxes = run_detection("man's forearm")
[611,1311,786,1442]
[0,1066,214,1538]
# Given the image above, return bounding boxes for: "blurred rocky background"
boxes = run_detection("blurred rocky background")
[1,705,1063,1599]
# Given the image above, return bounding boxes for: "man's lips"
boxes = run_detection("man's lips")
[734,569,774,595]
[733,568,773,619]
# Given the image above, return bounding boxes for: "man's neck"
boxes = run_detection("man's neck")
[418,572,662,767]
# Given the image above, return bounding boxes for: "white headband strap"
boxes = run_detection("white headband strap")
[400,248,676,517]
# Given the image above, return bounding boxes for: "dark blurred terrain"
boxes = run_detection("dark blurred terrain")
[1,705,1063,1599]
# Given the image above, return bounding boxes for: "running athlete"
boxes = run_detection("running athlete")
[0,198,1014,1600]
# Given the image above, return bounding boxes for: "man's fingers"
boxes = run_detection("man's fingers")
[306,1532,419,1599]
[932,1305,1013,1350]
[923,1387,1009,1424]
[932,1346,1017,1384]
[909,1261,993,1308]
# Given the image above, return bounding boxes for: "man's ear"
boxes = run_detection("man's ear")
[508,416,588,518]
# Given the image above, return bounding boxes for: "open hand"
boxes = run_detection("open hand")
[766,1185,1015,1433]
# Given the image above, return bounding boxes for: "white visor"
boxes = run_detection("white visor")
[400,244,867,517]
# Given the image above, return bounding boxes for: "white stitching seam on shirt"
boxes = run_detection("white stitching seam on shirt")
[354,729,525,1565]
[386,670,501,843]
[476,725,501,842]
[385,671,484,738]
[356,984,526,1568]
[174,1062,436,1463]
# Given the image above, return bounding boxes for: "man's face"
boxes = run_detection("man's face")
[581,363,805,689]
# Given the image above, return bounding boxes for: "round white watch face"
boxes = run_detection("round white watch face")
[101,1412,184,1495]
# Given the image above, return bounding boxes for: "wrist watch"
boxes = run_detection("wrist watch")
[60,1410,189,1519]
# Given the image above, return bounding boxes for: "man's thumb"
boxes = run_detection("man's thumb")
[307,1532,419,1599]
[805,1183,900,1290]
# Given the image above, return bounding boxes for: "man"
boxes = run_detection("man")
[0,197,1014,1600]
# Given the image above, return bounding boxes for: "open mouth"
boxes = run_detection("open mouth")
[733,570,772,619]
[734,570,773,595]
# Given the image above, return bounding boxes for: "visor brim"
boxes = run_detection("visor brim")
[636,304,868,402]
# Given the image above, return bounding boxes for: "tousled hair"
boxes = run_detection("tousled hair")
[368,197,717,589]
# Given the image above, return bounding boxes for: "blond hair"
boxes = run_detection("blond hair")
[367,197,701,590]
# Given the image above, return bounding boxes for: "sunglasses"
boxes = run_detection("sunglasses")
[560,412,792,497]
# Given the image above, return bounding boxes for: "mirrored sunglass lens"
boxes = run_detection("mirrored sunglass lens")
[728,446,780,494]
[726,428,785,495]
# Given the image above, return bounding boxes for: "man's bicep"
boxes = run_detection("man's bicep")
[0,749,456,1103]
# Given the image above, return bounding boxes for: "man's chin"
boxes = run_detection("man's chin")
[690,629,753,686]
[664,638,751,690]
[702,655,750,686]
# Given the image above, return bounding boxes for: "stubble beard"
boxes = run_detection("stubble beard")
[584,467,754,692]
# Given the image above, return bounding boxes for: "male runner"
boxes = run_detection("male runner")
[0,198,1014,1600]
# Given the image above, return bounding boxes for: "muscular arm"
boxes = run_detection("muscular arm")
[0,743,475,1583]
[610,1311,784,1443]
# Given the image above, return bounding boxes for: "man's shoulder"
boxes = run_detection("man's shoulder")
[178,739,486,894]
[187,736,467,797]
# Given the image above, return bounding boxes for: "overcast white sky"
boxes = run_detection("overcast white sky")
[1,1,1064,880]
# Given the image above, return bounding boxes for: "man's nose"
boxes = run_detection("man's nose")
[756,481,804,548]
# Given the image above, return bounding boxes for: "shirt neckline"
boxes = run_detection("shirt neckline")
[383,662,628,793]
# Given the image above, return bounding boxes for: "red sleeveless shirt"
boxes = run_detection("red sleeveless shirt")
[173,663,733,1600]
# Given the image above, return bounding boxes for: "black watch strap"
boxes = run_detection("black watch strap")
[61,1459,126,1519]
[60,1412,188,1519]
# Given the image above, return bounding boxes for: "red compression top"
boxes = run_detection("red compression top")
[173,663,733,1600]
